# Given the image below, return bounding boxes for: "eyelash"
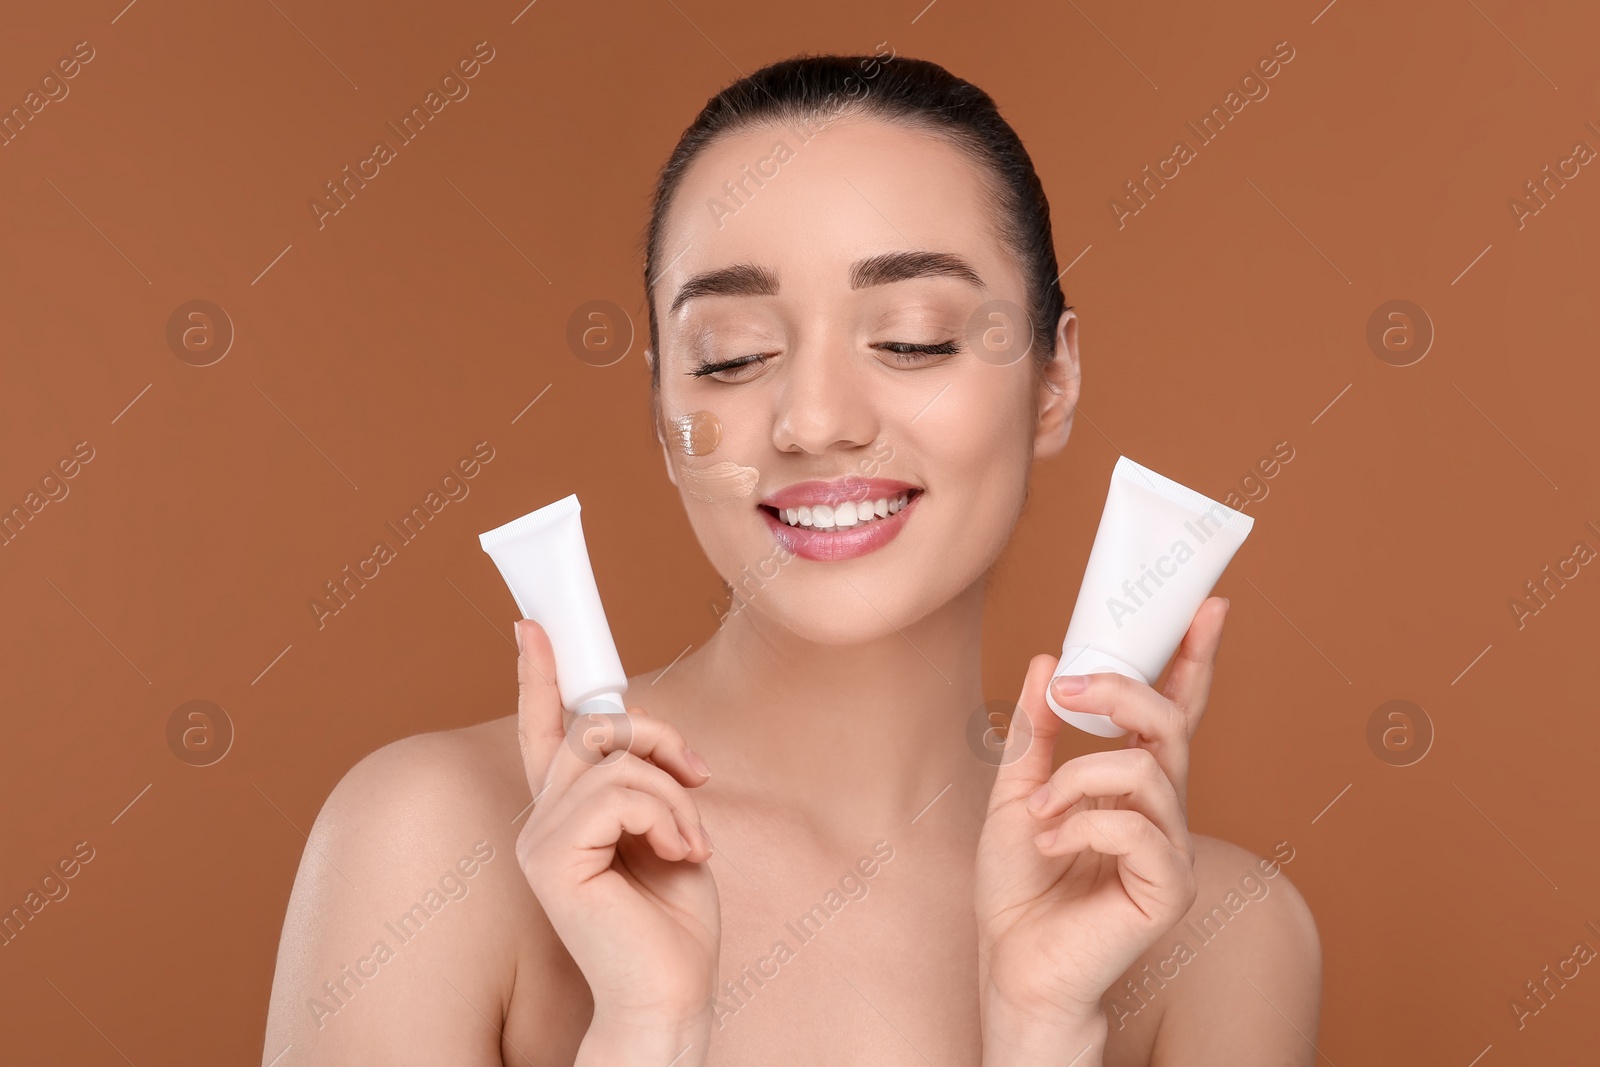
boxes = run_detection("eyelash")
[688,340,962,379]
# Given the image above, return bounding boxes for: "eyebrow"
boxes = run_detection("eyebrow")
[667,250,985,315]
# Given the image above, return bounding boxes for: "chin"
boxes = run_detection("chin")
[711,544,957,646]
[724,587,928,647]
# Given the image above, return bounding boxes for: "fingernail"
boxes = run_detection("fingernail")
[1222,597,1231,612]
[686,748,712,778]
[1054,674,1087,695]
[1034,828,1056,849]
[513,620,524,655]
[1027,783,1051,812]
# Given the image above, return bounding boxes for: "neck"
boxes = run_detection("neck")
[665,578,996,836]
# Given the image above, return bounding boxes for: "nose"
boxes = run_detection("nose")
[769,339,880,456]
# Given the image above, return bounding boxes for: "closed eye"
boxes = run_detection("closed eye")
[688,353,772,379]
[688,339,962,381]
[875,339,962,364]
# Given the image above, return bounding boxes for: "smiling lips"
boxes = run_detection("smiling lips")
[758,476,922,562]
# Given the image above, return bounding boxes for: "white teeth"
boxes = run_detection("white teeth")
[776,493,913,528]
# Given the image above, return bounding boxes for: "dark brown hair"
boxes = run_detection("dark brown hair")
[639,50,1070,416]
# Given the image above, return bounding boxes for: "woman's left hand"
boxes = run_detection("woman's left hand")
[974,597,1230,1060]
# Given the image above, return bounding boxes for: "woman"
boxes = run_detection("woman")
[263,51,1320,1066]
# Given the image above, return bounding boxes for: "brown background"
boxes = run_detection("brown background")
[3,0,1597,1062]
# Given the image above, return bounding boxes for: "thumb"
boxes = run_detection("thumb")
[992,653,1065,797]
[514,618,566,796]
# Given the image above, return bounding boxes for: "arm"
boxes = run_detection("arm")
[261,731,522,1066]
[982,1000,1110,1067]
[264,616,722,1067]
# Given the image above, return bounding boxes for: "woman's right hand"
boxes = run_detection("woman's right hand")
[511,618,720,1056]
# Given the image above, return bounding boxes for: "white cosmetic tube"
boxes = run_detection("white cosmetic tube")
[1046,457,1255,738]
[479,494,628,715]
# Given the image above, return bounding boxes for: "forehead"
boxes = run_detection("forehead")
[655,115,1012,300]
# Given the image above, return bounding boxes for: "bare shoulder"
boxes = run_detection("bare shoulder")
[298,716,531,906]
[314,715,527,843]
[1137,833,1322,1066]
[262,715,540,1065]
[1185,834,1319,979]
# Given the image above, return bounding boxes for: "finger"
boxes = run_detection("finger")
[1025,748,1187,846]
[536,782,701,871]
[992,654,1067,797]
[1051,671,1186,750]
[537,750,713,859]
[1035,809,1194,919]
[542,710,712,804]
[1048,670,1191,808]
[1160,596,1230,736]
[514,618,568,798]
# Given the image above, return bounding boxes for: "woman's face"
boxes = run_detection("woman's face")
[650,114,1077,645]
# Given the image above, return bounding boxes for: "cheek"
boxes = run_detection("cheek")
[661,408,762,504]
[680,460,760,502]
[903,373,1034,485]
[661,407,768,579]
[885,377,1034,577]
[669,410,723,455]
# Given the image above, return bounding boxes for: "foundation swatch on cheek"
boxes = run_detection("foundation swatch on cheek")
[670,411,722,456]
[680,460,760,502]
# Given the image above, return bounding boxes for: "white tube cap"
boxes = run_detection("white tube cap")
[1045,646,1147,738]
[574,691,627,716]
